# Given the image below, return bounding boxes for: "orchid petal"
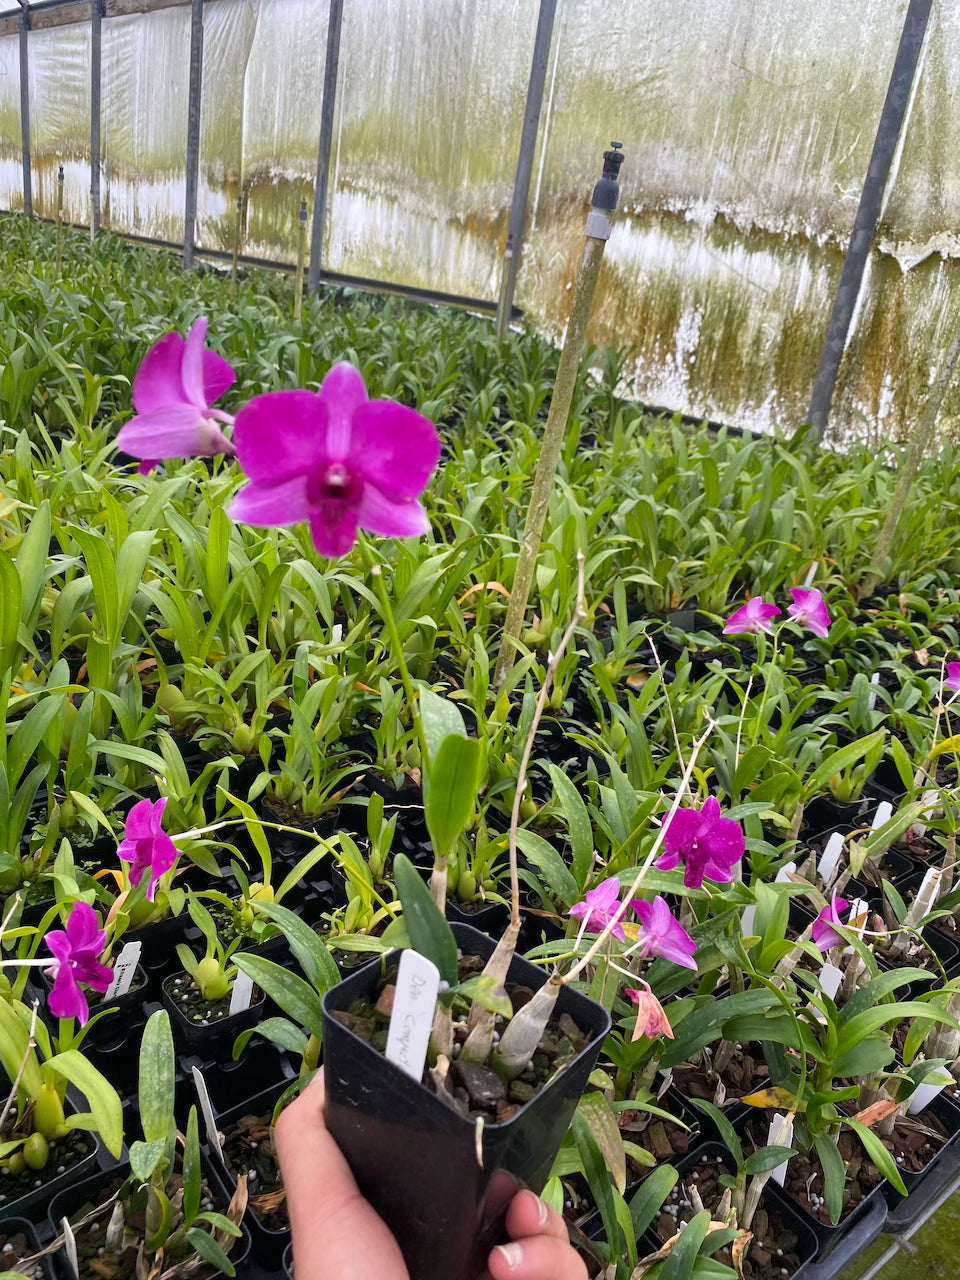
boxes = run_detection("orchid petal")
[309,506,360,559]
[352,400,442,500]
[132,332,187,415]
[229,476,312,527]
[233,390,330,483]
[355,487,431,541]
[319,363,368,459]
[180,318,209,407]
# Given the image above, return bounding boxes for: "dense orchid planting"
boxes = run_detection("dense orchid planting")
[2,220,960,1279]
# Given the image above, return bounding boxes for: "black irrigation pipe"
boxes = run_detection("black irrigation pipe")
[807,0,932,442]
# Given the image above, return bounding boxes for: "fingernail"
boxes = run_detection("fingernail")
[494,1243,524,1272]
[532,1194,549,1228]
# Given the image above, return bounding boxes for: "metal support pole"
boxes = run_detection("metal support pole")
[495,0,557,341]
[295,198,308,320]
[231,195,243,296]
[806,0,932,441]
[91,0,102,239]
[308,0,343,296]
[56,164,64,279]
[18,1,31,219]
[494,144,624,687]
[183,0,205,267]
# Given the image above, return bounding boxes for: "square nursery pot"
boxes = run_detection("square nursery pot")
[0,1215,56,1279]
[46,1160,252,1280]
[160,972,266,1052]
[0,1119,101,1224]
[650,1142,821,1278]
[322,922,611,1280]
[209,1078,295,1268]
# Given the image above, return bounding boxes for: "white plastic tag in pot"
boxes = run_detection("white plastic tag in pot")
[385,949,440,1081]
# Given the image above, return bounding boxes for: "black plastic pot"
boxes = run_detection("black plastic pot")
[210,1078,296,1268]
[32,965,149,1042]
[126,913,190,990]
[47,1160,252,1280]
[879,1089,960,1206]
[187,1040,296,1114]
[160,972,266,1052]
[651,1142,820,1271]
[741,1120,887,1250]
[0,1128,101,1224]
[322,922,612,1280]
[0,1215,55,1279]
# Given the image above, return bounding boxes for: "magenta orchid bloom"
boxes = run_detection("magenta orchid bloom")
[656,796,745,890]
[945,662,960,694]
[117,798,180,902]
[628,897,697,970]
[788,587,832,638]
[116,318,236,473]
[812,897,850,952]
[722,597,781,636]
[229,363,441,559]
[44,903,114,1026]
[569,877,626,941]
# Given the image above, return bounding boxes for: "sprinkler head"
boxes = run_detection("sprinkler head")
[591,142,624,213]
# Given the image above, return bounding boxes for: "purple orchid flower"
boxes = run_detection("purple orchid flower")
[228,363,441,559]
[722,597,781,636]
[628,897,697,970]
[945,662,960,694]
[788,587,832,638]
[656,796,745,890]
[569,877,626,941]
[44,903,114,1026]
[812,897,850,952]
[117,798,180,902]
[116,318,236,473]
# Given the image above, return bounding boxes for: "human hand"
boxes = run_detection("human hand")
[274,1070,588,1280]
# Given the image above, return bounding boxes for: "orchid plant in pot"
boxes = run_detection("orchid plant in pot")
[111,318,625,1280]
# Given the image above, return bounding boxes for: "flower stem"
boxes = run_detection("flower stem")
[359,538,430,776]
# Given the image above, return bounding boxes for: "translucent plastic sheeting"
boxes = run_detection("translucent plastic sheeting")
[28,25,90,226]
[326,0,540,297]
[0,33,20,213]
[516,0,931,440]
[239,0,328,263]
[102,10,191,243]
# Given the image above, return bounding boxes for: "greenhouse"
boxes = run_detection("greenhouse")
[1,1,960,1279]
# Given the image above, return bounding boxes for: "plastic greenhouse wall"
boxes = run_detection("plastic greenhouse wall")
[1,0,959,444]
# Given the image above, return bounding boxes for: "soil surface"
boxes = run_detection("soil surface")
[0,1130,95,1210]
[0,1231,45,1279]
[671,1042,767,1107]
[222,1111,287,1233]
[328,954,590,1123]
[69,1175,235,1280]
[166,975,263,1025]
[744,1117,885,1226]
[654,1158,811,1280]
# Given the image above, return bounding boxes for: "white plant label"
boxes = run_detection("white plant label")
[105,941,141,999]
[775,862,796,885]
[192,1066,223,1155]
[818,963,843,1001]
[385,950,440,1081]
[817,833,845,887]
[867,671,881,712]
[914,866,942,919]
[61,1216,79,1279]
[331,623,343,644]
[907,1069,952,1115]
[741,905,757,936]
[871,801,893,830]
[766,1112,794,1185]
[803,562,818,588]
[229,970,255,1015]
[913,790,940,839]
